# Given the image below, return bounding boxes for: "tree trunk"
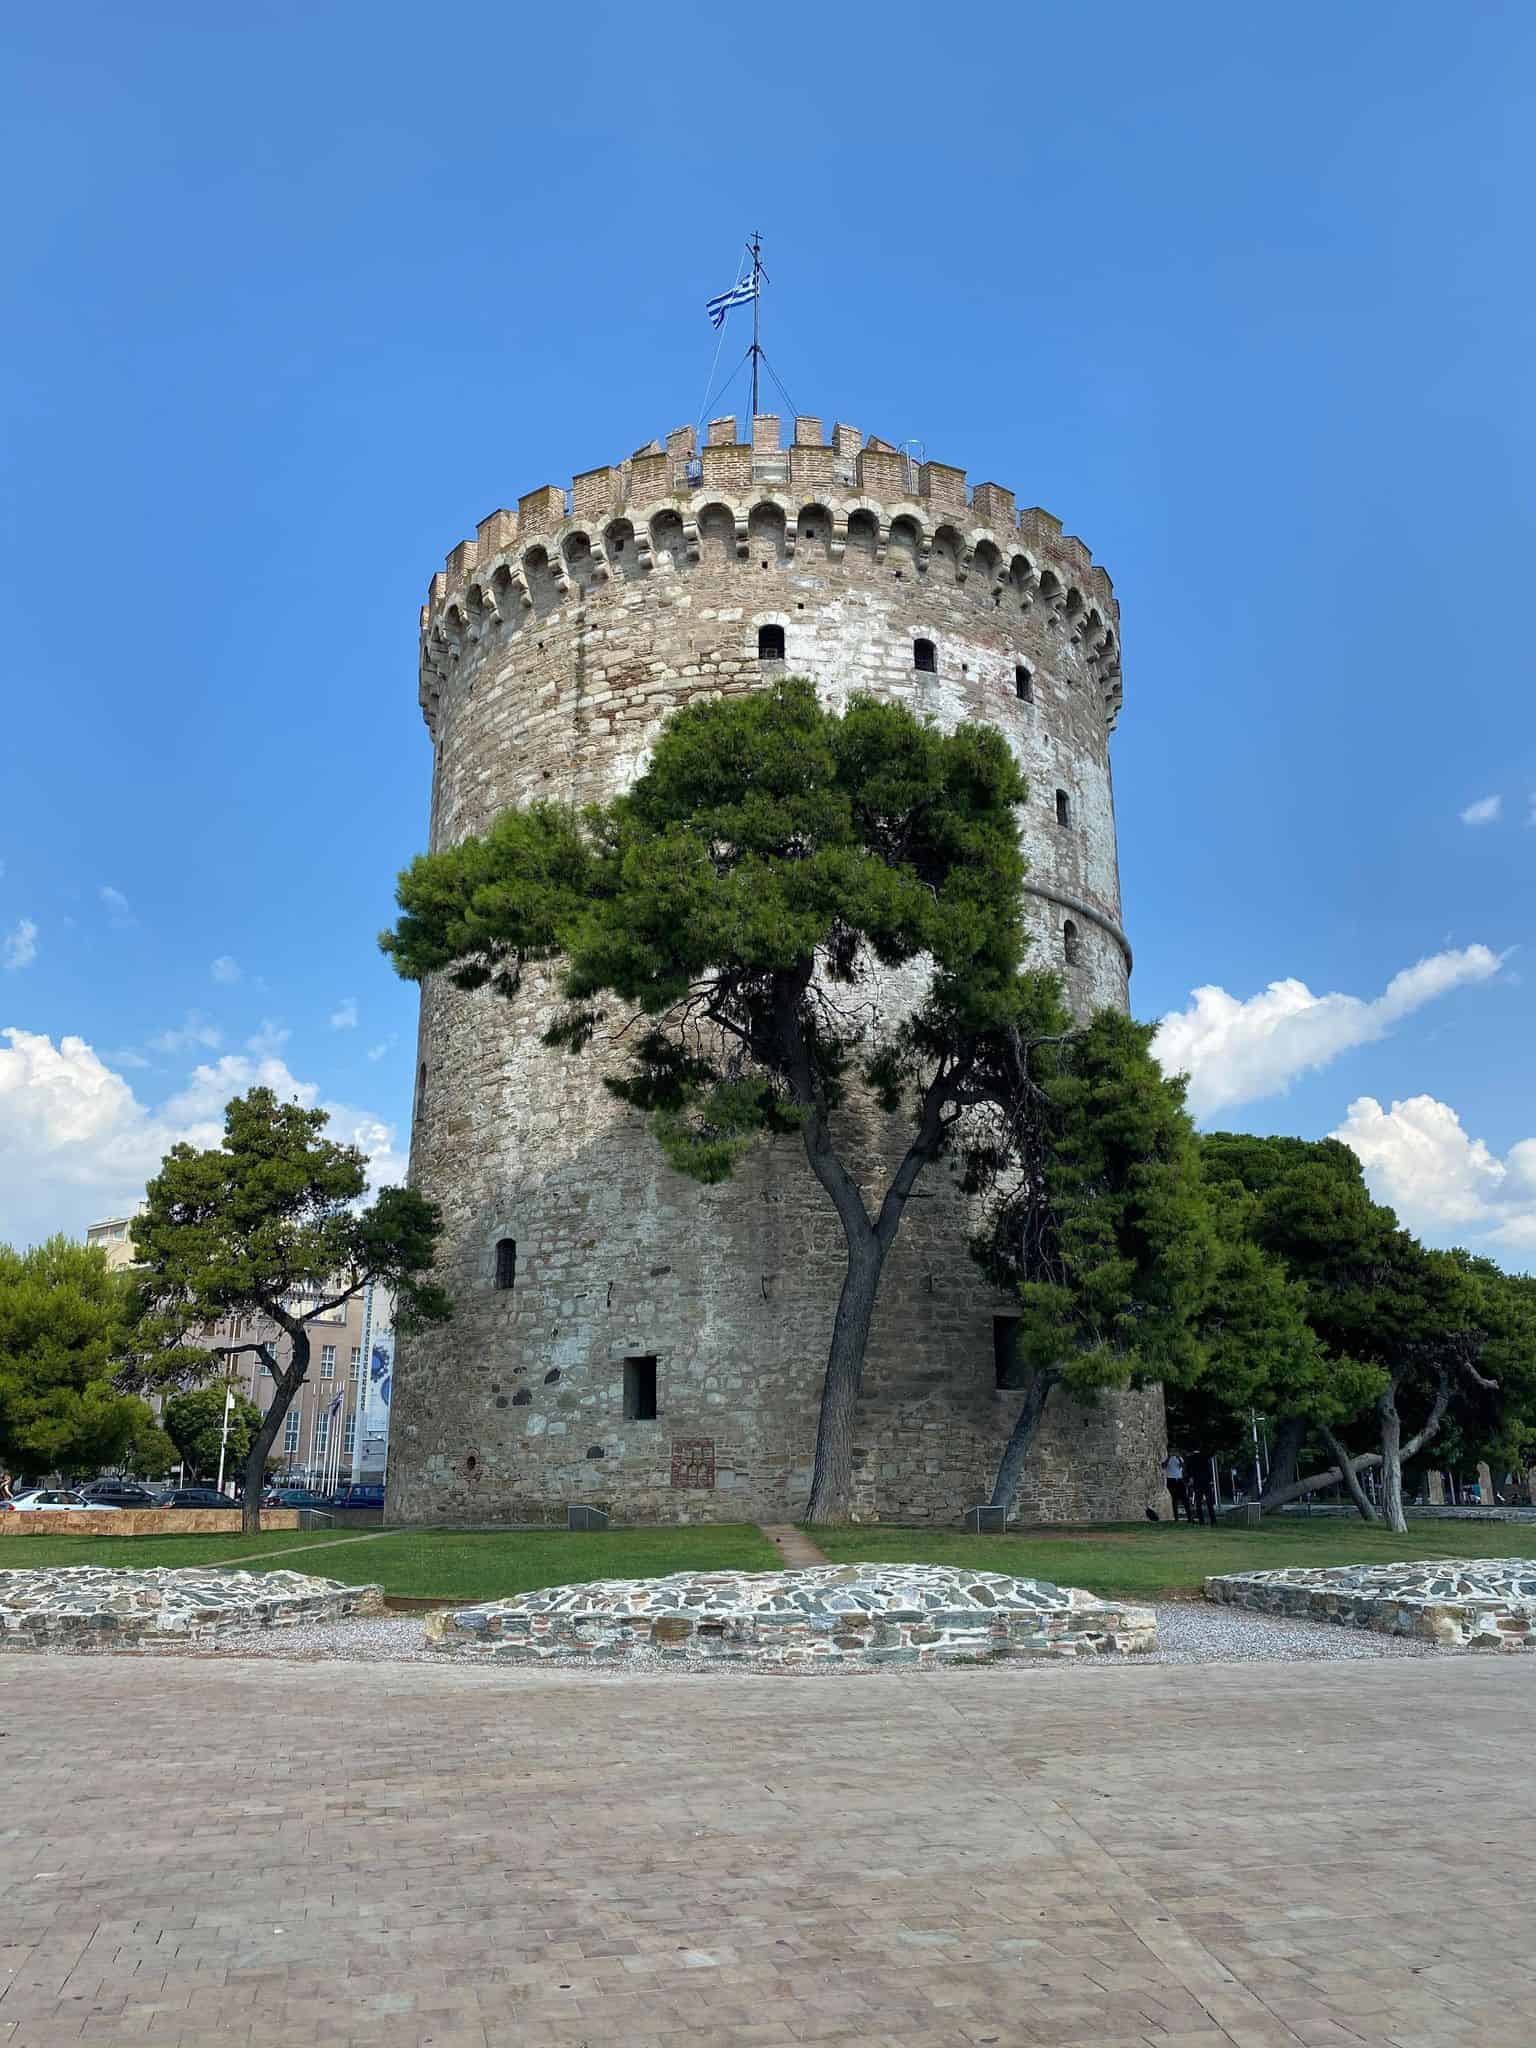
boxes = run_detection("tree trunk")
[1256,1415,1306,1506]
[240,1333,309,1535]
[1256,1450,1383,1510]
[804,1235,887,1524]
[988,1367,1062,1515]
[1377,1382,1407,1535]
[1319,1425,1378,1523]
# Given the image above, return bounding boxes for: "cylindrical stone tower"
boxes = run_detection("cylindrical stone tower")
[389,410,1163,1526]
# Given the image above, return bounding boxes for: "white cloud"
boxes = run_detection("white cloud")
[3,919,38,972]
[1153,944,1504,1118]
[1459,795,1502,826]
[329,998,359,1031]
[366,1037,395,1063]
[0,1028,405,1249]
[148,1012,222,1055]
[245,1019,291,1057]
[100,885,135,928]
[1333,1095,1536,1259]
[210,955,241,984]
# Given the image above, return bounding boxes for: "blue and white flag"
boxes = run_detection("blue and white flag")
[328,1389,343,1418]
[706,272,759,329]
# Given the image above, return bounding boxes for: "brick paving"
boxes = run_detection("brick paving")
[1,1654,1532,2047]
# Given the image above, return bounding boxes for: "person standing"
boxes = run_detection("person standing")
[1187,1456,1217,1526]
[1161,1449,1190,1523]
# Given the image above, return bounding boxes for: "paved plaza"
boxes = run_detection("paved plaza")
[1,1653,1532,2048]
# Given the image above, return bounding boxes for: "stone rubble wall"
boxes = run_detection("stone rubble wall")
[0,1568,382,1649]
[1205,1559,1536,1650]
[426,1562,1156,1668]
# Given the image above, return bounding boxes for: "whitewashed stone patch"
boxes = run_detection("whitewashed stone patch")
[0,1567,383,1650]
[426,1562,1156,1668]
[1205,1558,1536,1650]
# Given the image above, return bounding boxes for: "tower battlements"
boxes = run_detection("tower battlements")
[419,412,1122,738]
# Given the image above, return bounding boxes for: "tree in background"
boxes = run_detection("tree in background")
[162,1384,265,1484]
[0,1237,168,1482]
[967,1009,1219,1512]
[122,1088,450,1532]
[384,678,1053,1523]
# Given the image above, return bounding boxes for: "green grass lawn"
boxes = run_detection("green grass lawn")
[806,1518,1536,1602]
[0,1528,366,1571]
[3,1523,782,1602]
[9,1517,1531,1607]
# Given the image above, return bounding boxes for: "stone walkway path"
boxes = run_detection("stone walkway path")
[218,1528,390,1569]
[2,1654,1532,2045]
[758,1522,831,1569]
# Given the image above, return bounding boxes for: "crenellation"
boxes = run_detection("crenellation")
[571,464,622,524]
[971,482,1015,531]
[518,484,565,536]
[751,413,780,451]
[665,424,696,464]
[790,443,837,491]
[628,449,671,501]
[476,507,518,558]
[856,444,909,498]
[793,414,823,447]
[706,415,737,447]
[921,461,967,512]
[832,421,863,457]
[700,441,753,492]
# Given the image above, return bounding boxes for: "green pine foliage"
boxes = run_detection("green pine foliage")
[0,1237,164,1481]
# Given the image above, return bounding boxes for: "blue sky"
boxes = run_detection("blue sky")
[2,2,1532,1265]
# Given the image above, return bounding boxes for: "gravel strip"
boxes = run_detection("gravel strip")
[18,1598,1457,1668]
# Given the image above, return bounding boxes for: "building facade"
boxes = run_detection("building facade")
[390,410,1164,1526]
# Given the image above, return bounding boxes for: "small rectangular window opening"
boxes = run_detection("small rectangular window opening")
[1055,788,1071,828]
[913,637,937,673]
[1063,918,1081,966]
[993,1316,1023,1389]
[1015,664,1033,702]
[623,1354,658,1421]
[494,1237,517,1291]
[758,623,785,661]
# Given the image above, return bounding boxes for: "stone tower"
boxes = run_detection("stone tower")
[389,411,1162,1526]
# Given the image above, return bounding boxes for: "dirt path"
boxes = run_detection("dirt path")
[220,1529,392,1568]
[758,1523,830,1568]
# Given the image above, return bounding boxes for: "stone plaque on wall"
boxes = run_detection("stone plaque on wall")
[670,1438,716,1490]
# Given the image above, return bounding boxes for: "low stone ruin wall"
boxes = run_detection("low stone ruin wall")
[0,1567,382,1649]
[427,1563,1156,1669]
[1206,1559,1536,1650]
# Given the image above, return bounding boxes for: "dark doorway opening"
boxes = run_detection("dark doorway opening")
[623,1355,658,1421]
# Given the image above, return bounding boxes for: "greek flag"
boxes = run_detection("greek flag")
[706,272,758,329]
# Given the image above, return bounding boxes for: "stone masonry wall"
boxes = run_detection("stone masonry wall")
[389,413,1162,1528]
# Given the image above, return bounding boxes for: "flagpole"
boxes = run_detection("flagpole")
[748,229,763,422]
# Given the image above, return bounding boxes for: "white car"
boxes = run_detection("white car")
[4,1487,121,1513]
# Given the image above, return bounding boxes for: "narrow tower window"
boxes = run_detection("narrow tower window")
[993,1315,1022,1389]
[758,623,785,661]
[623,1355,658,1421]
[913,637,937,673]
[1055,788,1072,829]
[415,1062,428,1115]
[1015,664,1033,702]
[1063,919,1081,966]
[494,1238,517,1291]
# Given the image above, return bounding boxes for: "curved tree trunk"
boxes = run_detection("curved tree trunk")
[988,1367,1062,1516]
[1257,1415,1307,1506]
[240,1330,309,1535]
[1320,1425,1378,1524]
[804,1236,887,1524]
[1377,1383,1407,1535]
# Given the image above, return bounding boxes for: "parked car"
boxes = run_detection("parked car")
[80,1480,159,1508]
[4,1488,121,1513]
[154,1486,238,1510]
[264,1486,331,1510]
[327,1483,385,1510]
